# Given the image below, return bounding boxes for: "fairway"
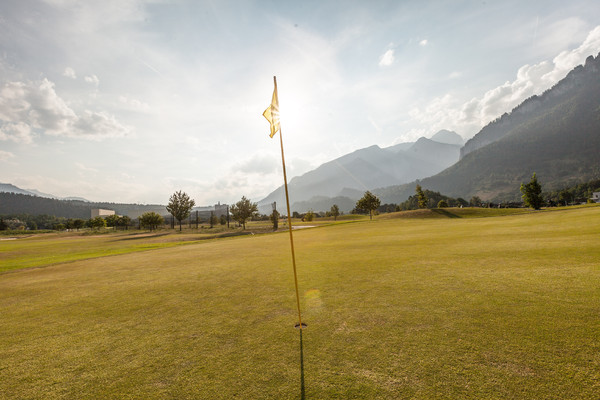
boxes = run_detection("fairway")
[1,207,599,399]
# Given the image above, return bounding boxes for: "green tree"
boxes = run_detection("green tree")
[219,214,227,225]
[209,211,218,228]
[72,218,86,231]
[166,190,196,231]
[469,196,482,207]
[270,209,279,230]
[88,216,106,230]
[0,218,7,231]
[416,185,428,209]
[104,214,119,228]
[330,204,340,221]
[230,196,258,229]
[356,191,381,220]
[118,216,132,230]
[304,210,314,222]
[520,173,544,210]
[437,199,448,208]
[140,212,164,231]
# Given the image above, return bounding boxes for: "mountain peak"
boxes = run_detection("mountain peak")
[430,130,464,145]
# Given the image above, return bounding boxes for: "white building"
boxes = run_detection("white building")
[592,192,600,203]
[91,209,116,218]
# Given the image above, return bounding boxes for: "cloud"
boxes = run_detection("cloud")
[407,25,600,138]
[118,95,150,112]
[75,162,98,175]
[0,150,15,162]
[419,39,428,46]
[0,78,130,140]
[232,153,279,175]
[379,49,395,67]
[84,74,99,86]
[63,67,77,79]
[0,122,34,143]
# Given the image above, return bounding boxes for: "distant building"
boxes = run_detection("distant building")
[214,202,228,217]
[91,209,116,218]
[592,192,600,203]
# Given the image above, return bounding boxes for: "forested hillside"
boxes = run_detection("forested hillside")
[376,53,600,203]
[0,193,166,219]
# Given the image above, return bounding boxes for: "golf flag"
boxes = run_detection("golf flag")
[263,79,280,138]
[264,76,305,329]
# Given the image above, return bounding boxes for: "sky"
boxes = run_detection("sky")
[1,0,600,206]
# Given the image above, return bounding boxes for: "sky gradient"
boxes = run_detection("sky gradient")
[1,0,600,205]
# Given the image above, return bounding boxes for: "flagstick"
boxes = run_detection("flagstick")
[275,76,305,329]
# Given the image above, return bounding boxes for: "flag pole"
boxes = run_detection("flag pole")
[274,76,305,329]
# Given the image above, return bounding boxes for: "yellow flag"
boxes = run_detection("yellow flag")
[263,79,280,138]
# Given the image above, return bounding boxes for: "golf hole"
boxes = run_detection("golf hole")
[294,323,308,329]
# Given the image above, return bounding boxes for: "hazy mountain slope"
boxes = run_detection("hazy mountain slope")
[259,132,461,211]
[461,54,600,158]
[376,53,600,203]
[430,130,464,146]
[0,183,35,196]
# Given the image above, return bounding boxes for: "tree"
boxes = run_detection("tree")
[304,210,314,222]
[166,190,196,231]
[72,218,86,231]
[209,211,218,228]
[356,191,381,220]
[437,199,448,208]
[520,173,543,210]
[118,216,131,230]
[270,209,279,230]
[469,196,482,207]
[140,212,164,231]
[415,185,428,209]
[87,216,106,230]
[105,214,120,228]
[230,196,258,229]
[330,204,340,221]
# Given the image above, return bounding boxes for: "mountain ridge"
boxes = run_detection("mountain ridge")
[258,131,463,212]
[375,52,600,204]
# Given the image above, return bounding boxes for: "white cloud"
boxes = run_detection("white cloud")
[75,162,98,175]
[232,153,279,175]
[0,150,15,162]
[118,95,150,112]
[84,74,99,86]
[0,122,34,144]
[0,78,130,140]
[379,49,395,67]
[419,39,428,46]
[69,110,130,140]
[408,25,600,138]
[62,67,77,79]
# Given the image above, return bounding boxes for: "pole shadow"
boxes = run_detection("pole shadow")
[299,329,305,399]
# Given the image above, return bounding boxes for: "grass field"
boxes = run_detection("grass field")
[1,206,599,399]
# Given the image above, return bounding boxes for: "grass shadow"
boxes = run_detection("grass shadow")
[431,208,462,218]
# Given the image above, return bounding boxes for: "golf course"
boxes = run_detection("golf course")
[1,205,599,399]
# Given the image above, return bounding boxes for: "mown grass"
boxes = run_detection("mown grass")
[0,206,599,399]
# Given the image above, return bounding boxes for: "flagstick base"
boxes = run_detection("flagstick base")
[294,323,308,329]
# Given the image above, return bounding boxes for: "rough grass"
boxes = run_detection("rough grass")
[1,206,599,399]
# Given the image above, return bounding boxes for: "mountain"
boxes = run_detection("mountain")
[258,131,462,212]
[0,192,167,219]
[375,52,600,203]
[430,130,464,146]
[0,183,34,196]
[0,183,90,202]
